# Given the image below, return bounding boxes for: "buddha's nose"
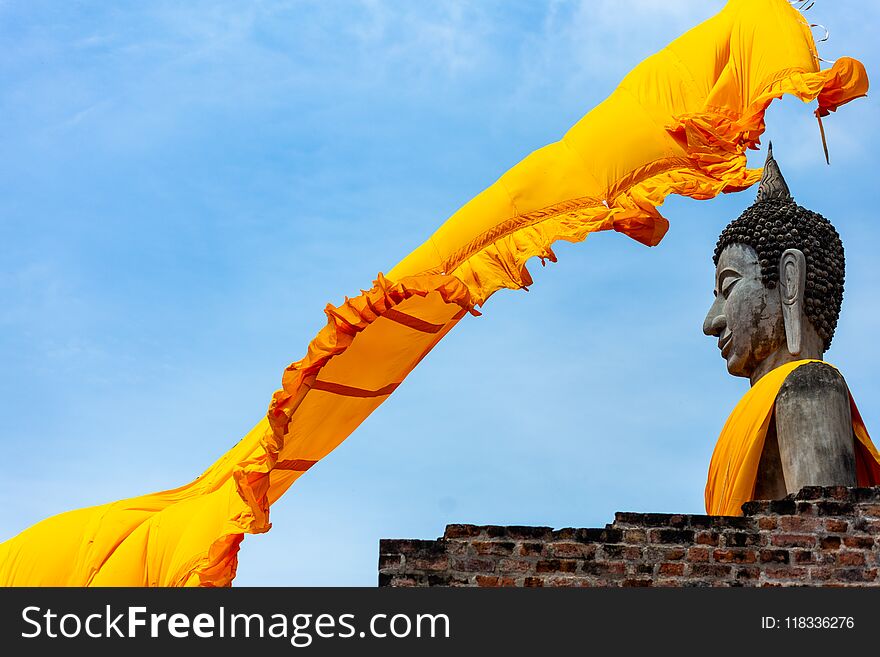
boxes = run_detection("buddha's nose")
[703,299,726,337]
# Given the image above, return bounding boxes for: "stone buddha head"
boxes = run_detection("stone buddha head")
[703,145,845,385]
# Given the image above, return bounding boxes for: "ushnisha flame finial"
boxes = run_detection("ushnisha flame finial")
[755,142,792,203]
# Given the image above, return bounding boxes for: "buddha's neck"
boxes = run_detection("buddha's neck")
[749,334,825,386]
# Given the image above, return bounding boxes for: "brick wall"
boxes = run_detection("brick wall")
[378,486,880,587]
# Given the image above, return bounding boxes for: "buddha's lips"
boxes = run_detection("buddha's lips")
[719,333,733,358]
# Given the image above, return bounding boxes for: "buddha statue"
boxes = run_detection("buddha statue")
[702,145,880,516]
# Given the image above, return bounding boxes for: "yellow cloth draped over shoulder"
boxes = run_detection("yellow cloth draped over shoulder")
[706,361,880,517]
[0,0,870,586]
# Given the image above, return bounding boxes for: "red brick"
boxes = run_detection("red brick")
[547,577,572,587]
[824,519,848,533]
[622,579,653,587]
[809,566,835,581]
[687,547,711,563]
[771,534,816,548]
[623,529,647,544]
[390,577,419,587]
[758,516,778,531]
[758,549,790,564]
[496,558,533,574]
[452,557,495,572]
[444,525,482,538]
[836,552,867,566]
[842,535,875,549]
[548,576,593,587]
[858,504,880,517]
[627,563,654,576]
[713,548,757,564]
[820,536,841,550]
[735,566,760,581]
[765,566,807,580]
[518,542,544,557]
[645,546,686,561]
[792,550,815,564]
[546,542,593,559]
[407,557,448,571]
[523,577,544,587]
[535,559,577,574]
[689,564,732,578]
[827,486,852,501]
[581,562,626,576]
[780,517,820,532]
[475,575,500,587]
[664,547,687,560]
[659,563,685,576]
[473,541,515,556]
[835,568,878,582]
[623,546,643,560]
[695,531,720,546]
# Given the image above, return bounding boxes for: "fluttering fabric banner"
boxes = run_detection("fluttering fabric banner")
[0,0,869,586]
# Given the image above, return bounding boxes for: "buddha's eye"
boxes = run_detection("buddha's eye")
[721,278,739,297]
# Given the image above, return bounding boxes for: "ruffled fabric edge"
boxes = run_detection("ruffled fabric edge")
[267,272,477,437]
[438,58,867,306]
[669,57,868,187]
[184,274,476,586]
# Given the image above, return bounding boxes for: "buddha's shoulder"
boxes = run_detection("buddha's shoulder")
[778,362,849,400]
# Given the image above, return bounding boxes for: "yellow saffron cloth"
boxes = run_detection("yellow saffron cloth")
[706,360,880,517]
[0,0,870,586]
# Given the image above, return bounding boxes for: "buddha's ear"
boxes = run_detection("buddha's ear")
[779,248,807,356]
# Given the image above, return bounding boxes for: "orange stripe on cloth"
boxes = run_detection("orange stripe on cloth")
[274,459,317,472]
[310,379,400,398]
[382,307,446,333]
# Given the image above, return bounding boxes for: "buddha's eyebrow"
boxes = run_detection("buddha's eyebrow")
[716,267,741,286]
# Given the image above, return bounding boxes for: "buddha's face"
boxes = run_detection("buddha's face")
[703,243,785,378]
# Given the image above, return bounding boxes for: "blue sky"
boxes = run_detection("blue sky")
[1,0,878,586]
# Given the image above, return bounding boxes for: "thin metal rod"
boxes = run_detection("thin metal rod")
[817,114,830,165]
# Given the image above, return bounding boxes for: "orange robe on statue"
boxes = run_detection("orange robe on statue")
[705,360,880,517]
